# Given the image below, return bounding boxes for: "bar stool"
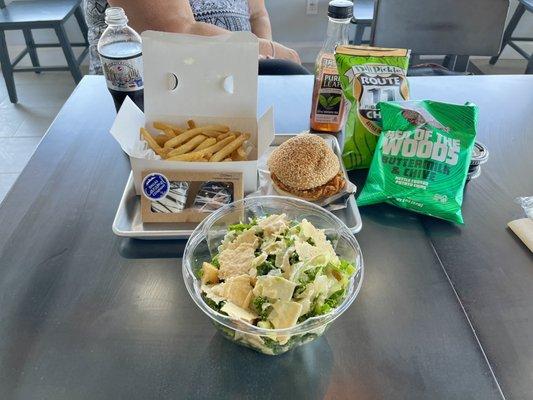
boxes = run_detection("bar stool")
[0,0,89,103]
[489,0,533,74]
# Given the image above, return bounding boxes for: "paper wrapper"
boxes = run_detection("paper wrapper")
[249,140,357,211]
[508,218,533,253]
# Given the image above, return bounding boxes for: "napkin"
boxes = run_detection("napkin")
[508,218,533,253]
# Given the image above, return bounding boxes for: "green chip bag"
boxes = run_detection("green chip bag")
[335,45,411,170]
[357,100,478,224]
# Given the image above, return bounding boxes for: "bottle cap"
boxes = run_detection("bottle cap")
[470,141,489,166]
[328,0,354,20]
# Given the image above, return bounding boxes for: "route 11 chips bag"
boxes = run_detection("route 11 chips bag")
[357,100,478,224]
[335,45,410,170]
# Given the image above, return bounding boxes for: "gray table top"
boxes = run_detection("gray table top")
[0,75,531,400]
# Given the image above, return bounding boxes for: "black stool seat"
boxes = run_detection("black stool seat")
[0,0,78,26]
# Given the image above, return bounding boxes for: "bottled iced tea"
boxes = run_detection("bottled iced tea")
[310,0,353,134]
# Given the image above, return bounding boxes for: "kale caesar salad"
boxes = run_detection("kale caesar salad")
[198,213,358,351]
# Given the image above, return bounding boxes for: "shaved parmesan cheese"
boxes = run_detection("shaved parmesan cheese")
[251,253,267,268]
[201,284,226,304]
[258,214,289,237]
[221,301,258,323]
[218,244,256,280]
[300,219,327,245]
[297,298,311,317]
[226,229,259,250]
[313,275,330,297]
[253,275,296,302]
[269,301,302,329]
[224,275,253,308]
[261,239,284,255]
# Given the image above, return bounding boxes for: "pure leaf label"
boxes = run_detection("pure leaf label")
[328,96,341,107]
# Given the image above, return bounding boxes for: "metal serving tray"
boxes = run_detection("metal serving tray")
[112,134,362,240]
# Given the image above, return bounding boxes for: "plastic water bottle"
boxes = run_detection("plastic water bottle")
[98,7,144,112]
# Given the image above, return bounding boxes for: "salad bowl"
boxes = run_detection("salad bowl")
[182,196,364,355]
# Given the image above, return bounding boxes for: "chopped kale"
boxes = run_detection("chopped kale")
[289,252,299,265]
[325,289,345,308]
[228,222,254,232]
[339,259,356,275]
[294,284,307,297]
[284,236,295,247]
[251,296,271,320]
[304,266,322,281]
[211,255,220,268]
[228,218,259,233]
[202,294,226,315]
[256,260,275,276]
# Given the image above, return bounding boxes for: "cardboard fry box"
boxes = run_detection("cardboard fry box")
[110,31,274,194]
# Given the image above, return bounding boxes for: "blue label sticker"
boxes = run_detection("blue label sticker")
[142,173,170,201]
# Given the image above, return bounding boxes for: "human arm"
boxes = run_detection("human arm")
[248,0,272,40]
[108,0,300,63]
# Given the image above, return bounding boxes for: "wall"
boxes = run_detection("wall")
[3,0,533,66]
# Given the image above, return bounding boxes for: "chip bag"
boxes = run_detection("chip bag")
[357,100,478,224]
[335,45,410,170]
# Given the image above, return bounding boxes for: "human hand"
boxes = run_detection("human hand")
[272,42,301,64]
[259,39,301,64]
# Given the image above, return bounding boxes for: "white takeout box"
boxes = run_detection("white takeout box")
[110,31,274,194]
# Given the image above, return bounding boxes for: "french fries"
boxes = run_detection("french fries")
[164,125,230,149]
[163,128,176,138]
[196,137,217,150]
[166,134,207,157]
[139,120,250,162]
[210,134,249,162]
[153,121,182,134]
[140,128,168,157]
[231,146,247,161]
[154,135,169,146]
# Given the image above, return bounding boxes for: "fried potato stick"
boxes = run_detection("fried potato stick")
[196,137,217,150]
[164,125,229,149]
[166,135,236,161]
[166,134,207,157]
[140,128,167,157]
[210,135,248,162]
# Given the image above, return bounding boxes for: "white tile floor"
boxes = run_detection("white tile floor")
[0,58,529,205]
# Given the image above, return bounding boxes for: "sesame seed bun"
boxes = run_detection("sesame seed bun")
[267,134,345,200]
[268,134,340,190]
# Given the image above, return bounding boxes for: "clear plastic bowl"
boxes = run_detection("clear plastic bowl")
[182,196,364,355]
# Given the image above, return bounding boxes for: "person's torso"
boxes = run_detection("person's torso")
[84,0,251,33]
